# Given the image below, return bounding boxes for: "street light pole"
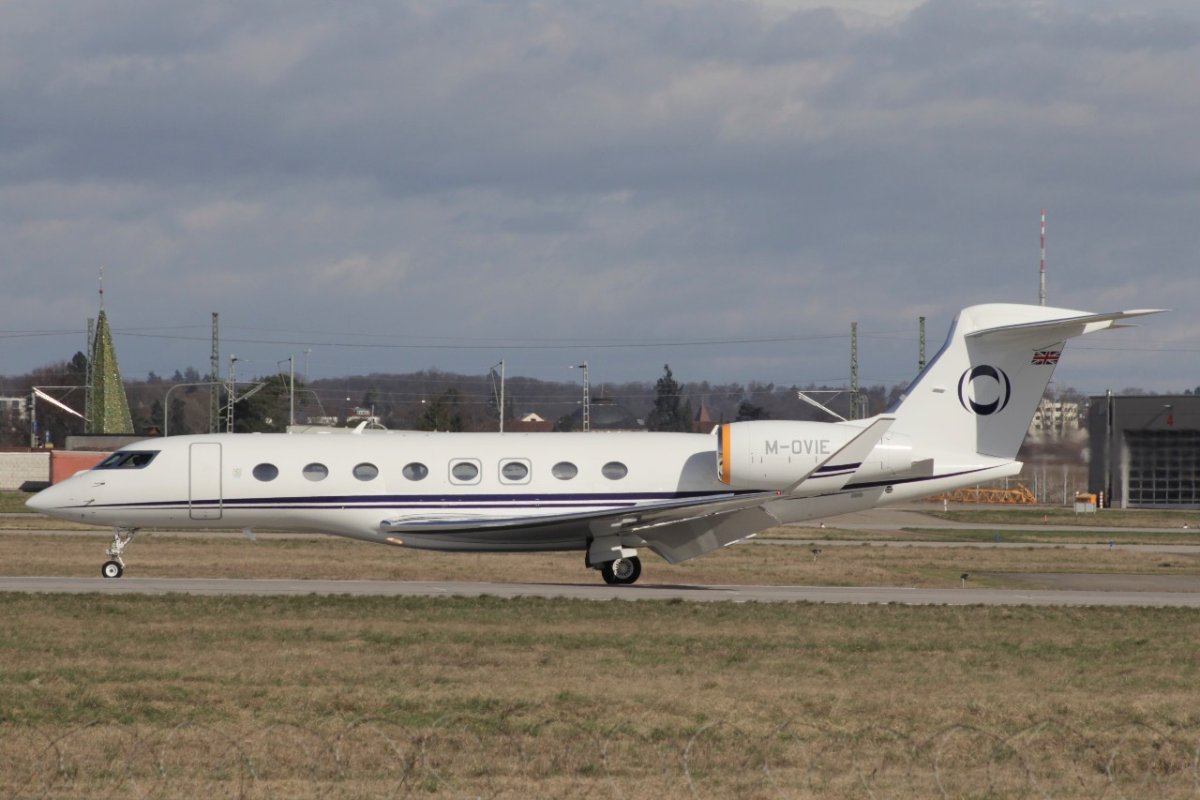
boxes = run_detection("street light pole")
[163,381,224,437]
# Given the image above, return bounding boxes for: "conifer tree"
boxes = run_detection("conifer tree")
[646,364,693,432]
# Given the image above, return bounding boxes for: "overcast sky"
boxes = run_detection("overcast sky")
[2,0,1197,395]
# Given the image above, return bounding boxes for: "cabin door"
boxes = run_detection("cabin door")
[189,442,223,520]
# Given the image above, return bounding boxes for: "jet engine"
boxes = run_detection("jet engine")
[716,419,914,491]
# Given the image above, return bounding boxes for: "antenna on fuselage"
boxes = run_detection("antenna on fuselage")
[795,390,848,422]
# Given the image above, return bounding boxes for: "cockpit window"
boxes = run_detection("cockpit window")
[95,450,159,470]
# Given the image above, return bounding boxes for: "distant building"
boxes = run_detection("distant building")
[1088,394,1200,508]
[1028,399,1083,442]
[560,399,642,431]
[0,397,27,422]
[509,412,553,433]
[693,398,717,434]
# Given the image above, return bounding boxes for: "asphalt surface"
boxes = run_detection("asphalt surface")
[762,538,1200,554]
[4,506,1200,607]
[4,576,1200,607]
[790,506,1199,534]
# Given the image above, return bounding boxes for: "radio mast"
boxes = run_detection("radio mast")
[1039,208,1047,306]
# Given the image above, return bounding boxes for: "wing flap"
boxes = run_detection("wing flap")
[634,505,782,564]
[380,490,777,536]
[380,490,782,563]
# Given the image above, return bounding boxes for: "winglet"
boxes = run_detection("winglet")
[784,415,895,493]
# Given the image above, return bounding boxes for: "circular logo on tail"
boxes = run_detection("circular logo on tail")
[958,365,1011,415]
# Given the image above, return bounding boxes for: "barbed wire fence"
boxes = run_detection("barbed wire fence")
[2,714,1199,798]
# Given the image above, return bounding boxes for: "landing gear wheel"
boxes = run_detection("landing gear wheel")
[601,556,642,586]
[101,527,138,580]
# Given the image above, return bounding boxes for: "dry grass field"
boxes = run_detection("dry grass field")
[4,500,1200,796]
[768,524,1200,545]
[4,528,1200,589]
[927,506,1200,529]
[2,594,1200,798]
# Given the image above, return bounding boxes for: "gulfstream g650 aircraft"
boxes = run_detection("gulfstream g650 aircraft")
[28,303,1160,584]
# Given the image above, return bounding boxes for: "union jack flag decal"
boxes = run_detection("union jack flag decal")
[1031,350,1061,365]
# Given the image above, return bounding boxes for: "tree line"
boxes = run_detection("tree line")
[0,351,1180,448]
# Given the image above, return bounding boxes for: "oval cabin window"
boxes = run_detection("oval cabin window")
[451,461,480,482]
[353,463,379,481]
[551,462,578,480]
[500,461,529,482]
[402,462,429,481]
[601,461,628,480]
[302,463,329,482]
[253,463,279,482]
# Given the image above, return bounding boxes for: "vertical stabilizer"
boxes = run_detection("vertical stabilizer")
[890,304,1162,460]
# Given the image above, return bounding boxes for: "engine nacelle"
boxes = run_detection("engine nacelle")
[716,420,914,491]
[717,420,855,490]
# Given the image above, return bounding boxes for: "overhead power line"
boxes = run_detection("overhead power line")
[112,331,849,350]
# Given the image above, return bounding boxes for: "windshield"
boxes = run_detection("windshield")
[94,450,159,470]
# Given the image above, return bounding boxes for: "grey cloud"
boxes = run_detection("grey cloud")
[0,0,1196,389]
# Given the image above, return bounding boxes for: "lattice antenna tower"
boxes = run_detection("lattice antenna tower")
[918,316,926,371]
[849,321,860,420]
[1039,208,1047,306]
[209,312,220,433]
[85,317,95,428]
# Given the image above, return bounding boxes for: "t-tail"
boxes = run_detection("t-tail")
[888,303,1163,471]
[714,303,1162,500]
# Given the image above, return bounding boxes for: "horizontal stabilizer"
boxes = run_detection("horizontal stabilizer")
[966,308,1165,343]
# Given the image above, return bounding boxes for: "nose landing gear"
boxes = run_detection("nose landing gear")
[101,527,138,579]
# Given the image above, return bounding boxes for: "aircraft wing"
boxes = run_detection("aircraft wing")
[380,490,783,564]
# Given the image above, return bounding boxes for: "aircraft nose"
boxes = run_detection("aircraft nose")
[25,487,52,513]
[26,483,67,515]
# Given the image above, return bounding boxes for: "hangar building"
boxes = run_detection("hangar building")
[1087,394,1200,508]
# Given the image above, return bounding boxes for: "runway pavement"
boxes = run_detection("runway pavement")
[760,537,1200,554]
[790,506,1199,534]
[4,507,1200,607]
[4,575,1200,607]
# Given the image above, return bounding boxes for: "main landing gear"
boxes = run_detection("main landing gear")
[600,556,642,586]
[586,538,643,585]
[101,527,138,579]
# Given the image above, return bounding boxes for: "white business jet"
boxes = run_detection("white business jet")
[28,303,1159,584]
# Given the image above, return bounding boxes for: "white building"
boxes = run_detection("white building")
[1029,398,1082,440]
[0,396,27,422]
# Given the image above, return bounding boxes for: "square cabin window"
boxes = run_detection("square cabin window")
[449,459,481,485]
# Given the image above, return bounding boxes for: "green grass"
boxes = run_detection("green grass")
[765,523,1200,545]
[925,506,1200,528]
[908,527,1200,545]
[0,490,34,513]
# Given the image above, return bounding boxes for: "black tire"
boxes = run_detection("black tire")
[600,556,641,585]
[101,560,123,579]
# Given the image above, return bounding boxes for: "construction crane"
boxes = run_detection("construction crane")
[926,483,1038,505]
